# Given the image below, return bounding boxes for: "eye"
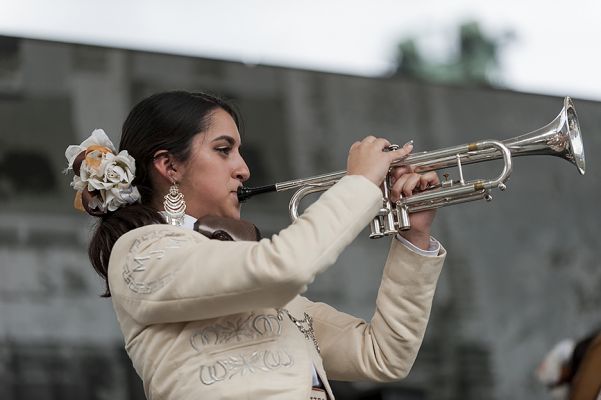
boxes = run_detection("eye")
[215,146,232,156]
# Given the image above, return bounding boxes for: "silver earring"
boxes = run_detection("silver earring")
[163,182,186,226]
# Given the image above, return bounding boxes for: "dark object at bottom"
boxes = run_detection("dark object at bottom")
[194,215,261,242]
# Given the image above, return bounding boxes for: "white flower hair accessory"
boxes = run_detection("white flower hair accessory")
[64,129,141,215]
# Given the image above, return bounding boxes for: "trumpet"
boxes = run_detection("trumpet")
[238,97,585,238]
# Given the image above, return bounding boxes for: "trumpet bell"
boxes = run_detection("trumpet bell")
[504,96,585,175]
[563,97,585,175]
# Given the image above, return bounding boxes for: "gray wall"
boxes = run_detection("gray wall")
[0,36,599,400]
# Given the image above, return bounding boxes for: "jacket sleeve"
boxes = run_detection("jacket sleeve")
[300,238,446,382]
[107,175,382,325]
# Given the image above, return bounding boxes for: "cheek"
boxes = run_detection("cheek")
[185,157,232,197]
[196,173,228,197]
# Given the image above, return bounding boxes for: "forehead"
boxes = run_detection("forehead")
[201,108,240,142]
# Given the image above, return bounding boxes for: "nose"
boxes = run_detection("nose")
[234,156,250,183]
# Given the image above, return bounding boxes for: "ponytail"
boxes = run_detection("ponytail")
[89,204,164,297]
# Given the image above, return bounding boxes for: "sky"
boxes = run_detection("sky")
[1,0,600,101]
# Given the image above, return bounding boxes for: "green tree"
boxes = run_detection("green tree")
[394,21,512,86]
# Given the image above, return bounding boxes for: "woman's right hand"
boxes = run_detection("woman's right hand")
[347,136,413,186]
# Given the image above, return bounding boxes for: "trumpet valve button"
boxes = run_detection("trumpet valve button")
[484,194,493,201]
[442,174,453,188]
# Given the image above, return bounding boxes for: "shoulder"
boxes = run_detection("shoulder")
[107,224,208,296]
[109,224,206,268]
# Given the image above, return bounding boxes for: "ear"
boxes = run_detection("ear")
[152,150,181,183]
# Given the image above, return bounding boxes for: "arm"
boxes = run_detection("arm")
[301,239,445,381]
[108,175,382,325]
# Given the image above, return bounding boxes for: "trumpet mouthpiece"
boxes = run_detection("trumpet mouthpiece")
[237,184,277,202]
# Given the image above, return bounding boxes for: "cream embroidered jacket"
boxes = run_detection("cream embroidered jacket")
[107,175,446,400]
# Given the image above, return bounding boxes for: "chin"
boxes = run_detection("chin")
[224,208,241,220]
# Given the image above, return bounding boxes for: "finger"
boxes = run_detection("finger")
[371,137,391,150]
[402,173,423,197]
[363,135,377,143]
[390,161,416,176]
[389,165,413,182]
[390,173,411,201]
[419,171,440,189]
[387,141,413,162]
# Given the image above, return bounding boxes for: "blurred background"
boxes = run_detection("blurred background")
[0,1,599,399]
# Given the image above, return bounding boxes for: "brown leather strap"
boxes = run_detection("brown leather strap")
[194,215,261,242]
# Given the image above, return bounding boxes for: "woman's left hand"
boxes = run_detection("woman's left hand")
[389,166,440,250]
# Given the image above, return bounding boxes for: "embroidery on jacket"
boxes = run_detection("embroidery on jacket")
[190,312,283,352]
[122,231,186,294]
[199,349,294,385]
[280,309,321,354]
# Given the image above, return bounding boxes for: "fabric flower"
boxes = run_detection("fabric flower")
[102,184,141,212]
[64,129,140,214]
[84,145,114,169]
[64,129,116,171]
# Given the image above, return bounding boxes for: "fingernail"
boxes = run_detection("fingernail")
[403,140,414,147]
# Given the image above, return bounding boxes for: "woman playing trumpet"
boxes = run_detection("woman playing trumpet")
[65,90,446,399]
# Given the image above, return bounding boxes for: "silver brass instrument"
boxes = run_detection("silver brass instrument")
[238,96,585,238]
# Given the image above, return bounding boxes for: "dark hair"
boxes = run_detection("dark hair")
[89,91,240,297]
[567,329,601,382]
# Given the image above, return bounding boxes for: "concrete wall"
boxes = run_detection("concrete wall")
[0,36,599,400]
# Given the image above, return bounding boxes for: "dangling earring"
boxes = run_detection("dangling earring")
[163,181,186,226]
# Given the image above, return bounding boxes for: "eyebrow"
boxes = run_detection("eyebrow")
[211,135,236,145]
